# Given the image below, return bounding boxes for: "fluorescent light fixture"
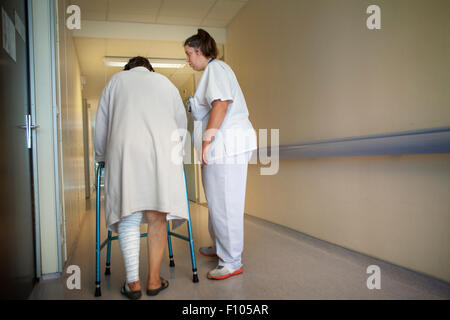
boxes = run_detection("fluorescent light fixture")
[104,56,186,69]
[152,63,185,68]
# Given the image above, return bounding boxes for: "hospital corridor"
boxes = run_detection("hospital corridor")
[1,0,450,303]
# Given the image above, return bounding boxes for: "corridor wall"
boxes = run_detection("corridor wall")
[55,0,87,265]
[226,0,450,282]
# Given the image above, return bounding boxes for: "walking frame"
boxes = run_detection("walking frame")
[94,161,199,297]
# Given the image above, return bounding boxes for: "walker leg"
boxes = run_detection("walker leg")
[95,162,104,297]
[167,221,175,267]
[187,219,198,283]
[105,230,112,275]
[95,283,101,297]
[183,168,199,283]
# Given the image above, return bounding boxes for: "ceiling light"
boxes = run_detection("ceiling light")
[104,57,186,69]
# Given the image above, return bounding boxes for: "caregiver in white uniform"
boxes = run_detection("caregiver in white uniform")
[184,29,257,280]
[95,57,188,298]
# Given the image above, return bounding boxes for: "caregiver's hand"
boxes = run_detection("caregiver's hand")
[202,140,211,165]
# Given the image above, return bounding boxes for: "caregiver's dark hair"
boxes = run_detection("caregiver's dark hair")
[124,56,154,72]
[184,29,218,58]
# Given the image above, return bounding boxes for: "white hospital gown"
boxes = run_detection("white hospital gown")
[94,66,188,233]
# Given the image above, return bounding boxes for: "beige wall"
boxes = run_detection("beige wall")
[228,0,450,143]
[227,0,450,282]
[56,0,87,264]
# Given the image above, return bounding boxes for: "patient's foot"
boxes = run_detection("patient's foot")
[147,278,162,290]
[128,280,141,292]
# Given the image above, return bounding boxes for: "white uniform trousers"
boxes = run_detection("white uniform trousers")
[201,151,252,270]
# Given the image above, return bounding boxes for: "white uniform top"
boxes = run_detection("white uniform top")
[190,59,257,161]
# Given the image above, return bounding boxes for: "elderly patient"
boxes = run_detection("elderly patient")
[94,56,188,299]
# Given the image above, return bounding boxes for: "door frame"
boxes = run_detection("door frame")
[49,0,63,275]
[27,0,41,279]
[28,0,64,278]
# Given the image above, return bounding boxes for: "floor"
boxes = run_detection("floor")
[29,198,450,300]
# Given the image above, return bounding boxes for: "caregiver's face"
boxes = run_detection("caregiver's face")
[184,45,207,71]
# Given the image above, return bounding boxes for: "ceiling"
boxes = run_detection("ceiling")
[71,0,249,28]
[72,0,245,101]
[74,37,222,101]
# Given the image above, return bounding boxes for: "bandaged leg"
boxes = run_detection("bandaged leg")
[118,212,143,283]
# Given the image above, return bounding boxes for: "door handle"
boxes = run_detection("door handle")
[16,115,39,149]
[17,124,40,129]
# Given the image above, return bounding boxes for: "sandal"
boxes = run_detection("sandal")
[146,277,169,296]
[120,282,142,300]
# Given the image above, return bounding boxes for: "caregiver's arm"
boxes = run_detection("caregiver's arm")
[202,99,230,165]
